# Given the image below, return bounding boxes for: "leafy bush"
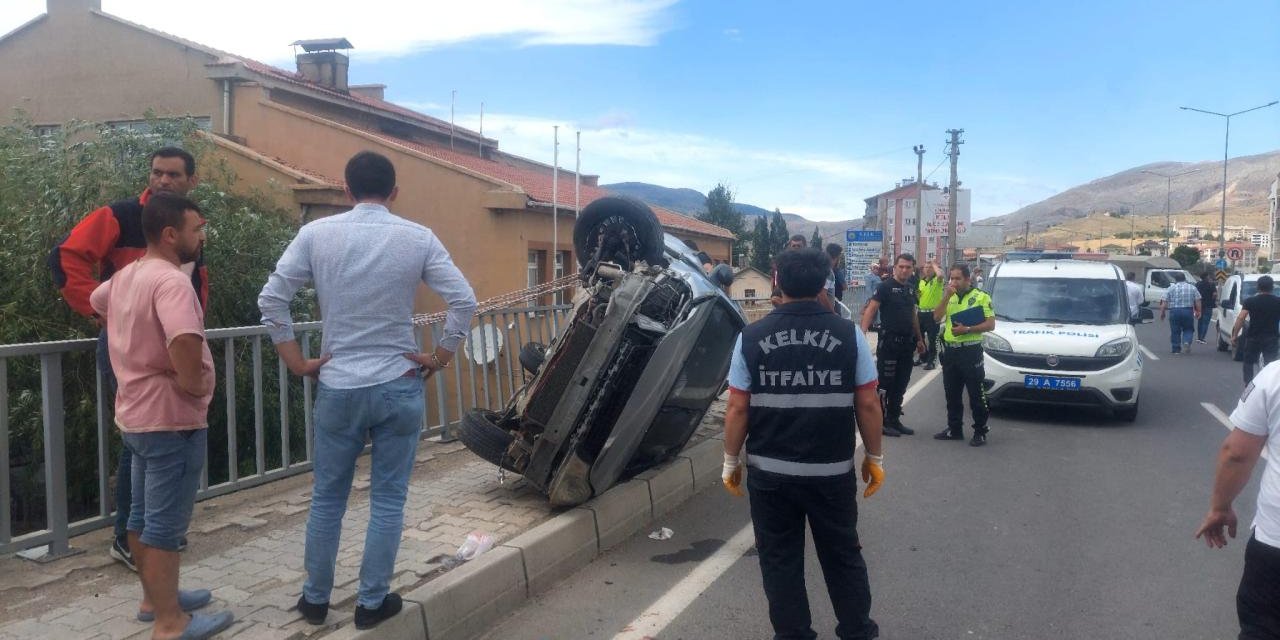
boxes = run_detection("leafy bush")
[1,114,315,536]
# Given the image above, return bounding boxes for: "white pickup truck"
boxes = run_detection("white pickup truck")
[1106,256,1194,305]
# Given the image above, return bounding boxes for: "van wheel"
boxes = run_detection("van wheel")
[458,411,521,472]
[1217,322,1230,352]
[1115,398,1139,422]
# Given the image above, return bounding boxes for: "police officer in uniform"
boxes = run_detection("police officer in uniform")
[917,261,945,370]
[722,248,885,640]
[861,253,926,437]
[932,263,996,446]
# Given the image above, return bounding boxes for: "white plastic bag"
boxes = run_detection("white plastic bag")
[455,530,495,561]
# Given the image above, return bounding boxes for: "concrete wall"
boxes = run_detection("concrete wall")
[0,8,222,128]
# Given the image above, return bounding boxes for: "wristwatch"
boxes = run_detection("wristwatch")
[430,352,449,369]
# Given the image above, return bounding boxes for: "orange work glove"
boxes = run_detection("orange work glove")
[861,453,884,498]
[722,453,744,497]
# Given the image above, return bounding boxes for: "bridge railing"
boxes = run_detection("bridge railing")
[0,303,572,558]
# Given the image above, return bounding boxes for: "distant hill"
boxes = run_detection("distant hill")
[987,150,1280,235]
[602,181,859,245]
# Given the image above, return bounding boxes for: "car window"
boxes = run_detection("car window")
[989,277,1127,325]
[1150,271,1172,288]
[1244,281,1259,299]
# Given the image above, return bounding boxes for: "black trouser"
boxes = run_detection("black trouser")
[942,343,989,433]
[876,333,915,425]
[1238,534,1280,639]
[98,331,129,542]
[1243,335,1280,385]
[918,311,939,365]
[747,469,878,640]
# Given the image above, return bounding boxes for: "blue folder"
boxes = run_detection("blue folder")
[949,305,986,328]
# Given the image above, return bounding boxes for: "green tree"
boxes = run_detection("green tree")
[810,227,822,250]
[750,215,772,273]
[697,183,748,265]
[1202,232,1217,241]
[0,114,315,536]
[1171,245,1202,268]
[769,208,790,256]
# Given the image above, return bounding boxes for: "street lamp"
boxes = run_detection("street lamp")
[1180,100,1279,263]
[1141,167,1201,257]
[1115,199,1156,255]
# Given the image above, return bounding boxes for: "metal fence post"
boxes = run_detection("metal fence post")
[34,353,82,562]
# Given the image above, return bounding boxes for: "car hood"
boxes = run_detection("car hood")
[994,322,1132,356]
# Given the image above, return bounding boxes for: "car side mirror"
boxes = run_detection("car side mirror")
[1135,308,1155,324]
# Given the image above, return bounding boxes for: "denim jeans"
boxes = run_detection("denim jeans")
[1169,308,1195,352]
[1197,309,1214,341]
[97,330,131,542]
[303,374,425,609]
[122,429,207,551]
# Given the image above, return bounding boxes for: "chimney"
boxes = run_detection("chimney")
[349,84,386,101]
[47,0,101,15]
[291,38,353,92]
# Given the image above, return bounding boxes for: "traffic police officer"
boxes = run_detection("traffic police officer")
[932,263,996,446]
[721,248,884,640]
[861,253,926,437]
[917,261,945,370]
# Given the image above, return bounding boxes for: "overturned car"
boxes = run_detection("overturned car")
[458,196,747,506]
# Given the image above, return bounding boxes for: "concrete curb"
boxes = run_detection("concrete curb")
[335,438,724,639]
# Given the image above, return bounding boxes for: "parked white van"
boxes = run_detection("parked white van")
[983,258,1153,421]
[1215,273,1268,353]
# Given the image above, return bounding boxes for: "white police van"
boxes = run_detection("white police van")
[982,257,1153,422]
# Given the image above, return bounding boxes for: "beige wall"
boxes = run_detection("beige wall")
[0,9,223,128]
[730,270,772,302]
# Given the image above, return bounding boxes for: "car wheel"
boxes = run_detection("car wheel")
[574,196,666,271]
[458,410,521,472]
[1217,322,1230,352]
[519,342,547,375]
[1114,397,1139,422]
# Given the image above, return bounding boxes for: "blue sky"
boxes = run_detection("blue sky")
[4,0,1278,220]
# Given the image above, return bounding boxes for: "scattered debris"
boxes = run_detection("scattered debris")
[647,527,674,541]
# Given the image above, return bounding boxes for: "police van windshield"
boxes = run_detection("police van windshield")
[988,277,1128,325]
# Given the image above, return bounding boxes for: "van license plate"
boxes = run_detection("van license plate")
[1024,375,1080,390]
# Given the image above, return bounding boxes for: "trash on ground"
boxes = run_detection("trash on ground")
[648,527,674,541]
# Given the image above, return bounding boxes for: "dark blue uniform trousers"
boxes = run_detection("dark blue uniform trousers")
[748,469,878,640]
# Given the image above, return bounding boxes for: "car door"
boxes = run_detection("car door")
[1218,278,1240,342]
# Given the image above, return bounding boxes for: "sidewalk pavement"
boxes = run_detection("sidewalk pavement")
[0,401,728,640]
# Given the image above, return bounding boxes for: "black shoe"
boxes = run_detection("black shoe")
[882,424,903,437]
[177,537,188,552]
[354,593,402,630]
[295,596,329,625]
[923,362,936,371]
[110,536,137,572]
[934,428,963,441]
[970,431,987,447]
[894,424,915,436]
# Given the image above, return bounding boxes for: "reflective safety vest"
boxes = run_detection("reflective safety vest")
[942,287,994,344]
[741,300,859,476]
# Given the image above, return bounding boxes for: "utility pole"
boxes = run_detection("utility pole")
[945,129,964,268]
[914,144,925,260]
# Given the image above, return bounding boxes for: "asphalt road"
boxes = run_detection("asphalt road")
[479,318,1264,640]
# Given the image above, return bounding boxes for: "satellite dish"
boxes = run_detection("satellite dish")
[464,325,504,366]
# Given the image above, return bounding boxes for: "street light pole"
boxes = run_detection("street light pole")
[1180,101,1279,264]
[1142,167,1201,257]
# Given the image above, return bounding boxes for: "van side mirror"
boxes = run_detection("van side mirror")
[1134,308,1155,324]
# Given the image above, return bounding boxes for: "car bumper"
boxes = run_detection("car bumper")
[983,351,1142,409]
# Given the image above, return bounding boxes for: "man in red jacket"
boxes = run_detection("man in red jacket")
[49,147,206,571]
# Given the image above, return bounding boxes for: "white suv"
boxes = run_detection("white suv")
[982,259,1152,422]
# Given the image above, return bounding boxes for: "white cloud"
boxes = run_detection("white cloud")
[0,0,678,63]
[440,108,897,221]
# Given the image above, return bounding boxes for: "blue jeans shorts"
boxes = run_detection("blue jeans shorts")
[123,429,207,551]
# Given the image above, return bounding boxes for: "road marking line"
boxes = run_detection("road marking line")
[1203,401,1267,460]
[613,523,757,640]
[1202,402,1233,431]
[1139,345,1159,361]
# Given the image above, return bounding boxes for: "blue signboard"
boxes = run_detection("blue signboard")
[1216,258,1228,270]
[847,230,883,243]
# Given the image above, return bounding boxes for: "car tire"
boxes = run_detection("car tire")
[1115,397,1139,422]
[458,410,520,472]
[1217,321,1231,352]
[519,342,547,375]
[574,196,666,270]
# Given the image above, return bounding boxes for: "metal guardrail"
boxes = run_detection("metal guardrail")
[0,304,572,558]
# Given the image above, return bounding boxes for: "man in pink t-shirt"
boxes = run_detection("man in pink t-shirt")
[90,193,232,640]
